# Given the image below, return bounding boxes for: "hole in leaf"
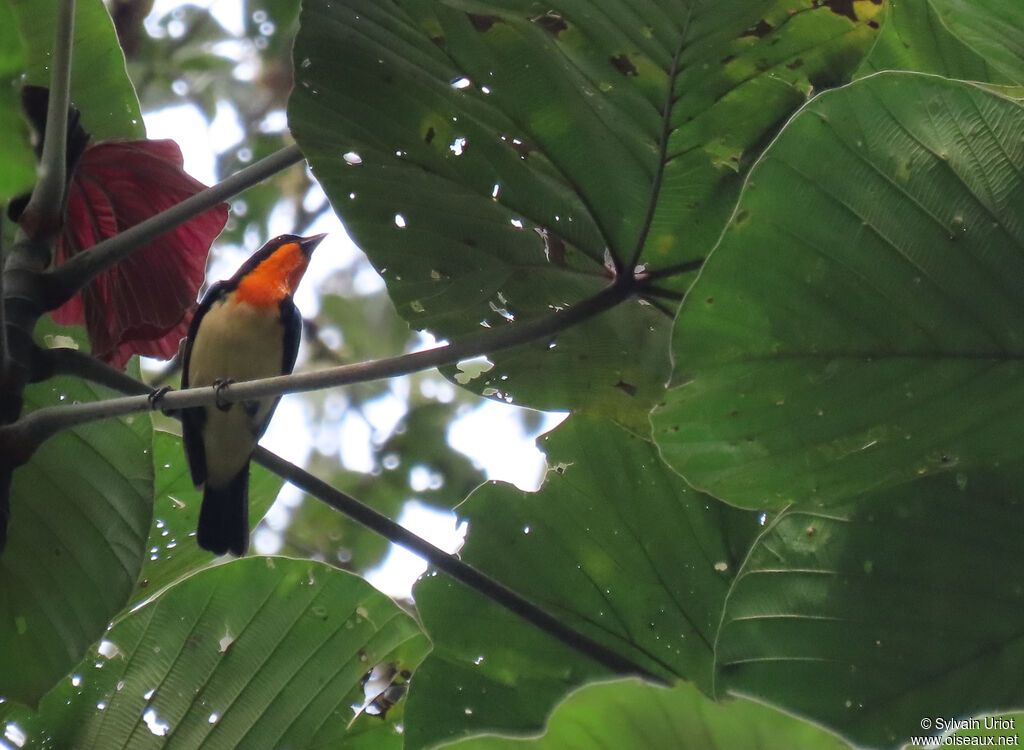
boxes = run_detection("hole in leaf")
[609,54,638,76]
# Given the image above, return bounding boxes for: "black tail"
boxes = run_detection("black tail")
[197,466,250,556]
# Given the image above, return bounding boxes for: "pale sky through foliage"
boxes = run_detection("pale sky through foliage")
[141,0,566,598]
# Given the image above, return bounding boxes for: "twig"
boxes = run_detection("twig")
[256,447,668,681]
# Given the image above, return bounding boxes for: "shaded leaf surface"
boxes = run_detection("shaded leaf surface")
[288,0,878,424]
[0,0,35,202]
[927,0,1024,84]
[715,469,1024,749]
[406,416,760,749]
[653,73,1024,508]
[4,558,429,749]
[0,321,152,704]
[9,0,143,139]
[857,0,1014,83]
[440,678,851,750]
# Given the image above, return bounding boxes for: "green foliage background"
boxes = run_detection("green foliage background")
[2,0,1023,748]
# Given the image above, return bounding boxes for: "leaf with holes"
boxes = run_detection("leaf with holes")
[405,416,761,749]
[1,557,429,748]
[288,0,879,426]
[653,73,1024,508]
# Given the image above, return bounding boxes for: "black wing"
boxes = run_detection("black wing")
[243,295,302,442]
[279,295,302,375]
[180,281,226,486]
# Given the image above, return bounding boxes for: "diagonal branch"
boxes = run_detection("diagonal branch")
[256,447,667,682]
[6,281,632,452]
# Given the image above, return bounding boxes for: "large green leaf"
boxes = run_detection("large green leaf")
[10,0,143,139]
[714,468,1024,749]
[927,0,1024,84]
[0,0,35,202]
[1,323,153,705]
[439,678,852,750]
[133,430,284,602]
[288,0,878,426]
[2,557,429,748]
[406,415,760,749]
[857,0,1015,83]
[653,73,1024,508]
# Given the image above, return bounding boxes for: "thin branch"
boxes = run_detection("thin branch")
[45,144,305,308]
[13,0,76,265]
[36,346,151,395]
[5,282,631,451]
[255,447,668,682]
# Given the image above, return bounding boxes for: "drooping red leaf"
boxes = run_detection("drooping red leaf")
[53,139,227,368]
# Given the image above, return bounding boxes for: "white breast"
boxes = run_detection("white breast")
[188,298,288,486]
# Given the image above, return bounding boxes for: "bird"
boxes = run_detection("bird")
[180,233,326,556]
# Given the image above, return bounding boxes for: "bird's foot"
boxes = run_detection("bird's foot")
[213,379,235,411]
[147,386,174,415]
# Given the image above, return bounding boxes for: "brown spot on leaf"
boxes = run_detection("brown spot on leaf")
[614,380,637,397]
[532,11,568,36]
[742,19,773,38]
[424,126,435,144]
[609,53,638,76]
[468,13,499,32]
[786,58,804,70]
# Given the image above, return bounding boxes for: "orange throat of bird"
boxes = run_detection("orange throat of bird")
[234,241,310,308]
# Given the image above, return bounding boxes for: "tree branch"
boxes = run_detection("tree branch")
[256,447,668,682]
[4,282,632,453]
[44,144,305,309]
[12,0,75,265]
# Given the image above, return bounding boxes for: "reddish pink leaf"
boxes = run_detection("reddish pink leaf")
[53,139,227,368]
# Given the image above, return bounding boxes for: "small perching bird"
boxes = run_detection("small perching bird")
[180,233,326,556]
